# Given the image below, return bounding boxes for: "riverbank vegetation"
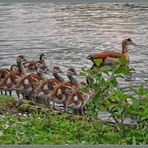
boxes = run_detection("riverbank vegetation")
[0,58,148,144]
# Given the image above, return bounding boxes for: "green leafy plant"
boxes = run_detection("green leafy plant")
[80,57,148,144]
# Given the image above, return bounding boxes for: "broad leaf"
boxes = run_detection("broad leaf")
[79,72,86,76]
[100,66,110,74]
[114,66,129,74]
[93,59,102,67]
[119,56,128,65]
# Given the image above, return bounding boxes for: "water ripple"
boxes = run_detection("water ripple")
[0,3,148,89]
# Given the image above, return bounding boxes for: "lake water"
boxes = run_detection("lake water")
[0,2,148,91]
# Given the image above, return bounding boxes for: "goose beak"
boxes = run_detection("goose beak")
[132,43,147,47]
[87,55,94,60]
[132,42,138,46]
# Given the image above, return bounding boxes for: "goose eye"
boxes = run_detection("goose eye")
[127,38,132,42]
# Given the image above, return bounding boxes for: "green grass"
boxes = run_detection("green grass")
[0,112,120,144]
[0,95,147,144]
[0,95,119,144]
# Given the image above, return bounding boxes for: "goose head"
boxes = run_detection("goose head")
[122,38,137,53]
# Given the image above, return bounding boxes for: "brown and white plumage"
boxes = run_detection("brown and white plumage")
[32,79,57,105]
[64,90,93,115]
[32,66,64,104]
[23,53,47,72]
[61,67,79,90]
[15,61,48,99]
[49,84,72,109]
[0,55,27,96]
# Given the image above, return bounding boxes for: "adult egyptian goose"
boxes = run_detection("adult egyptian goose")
[87,38,136,68]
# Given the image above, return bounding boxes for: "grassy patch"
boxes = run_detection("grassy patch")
[0,95,119,144]
[0,95,147,144]
[0,110,119,144]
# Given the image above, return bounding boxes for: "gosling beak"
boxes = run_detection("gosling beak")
[59,69,64,73]
[22,59,27,63]
[40,66,48,71]
[40,66,49,74]
[46,68,51,74]
[74,72,78,76]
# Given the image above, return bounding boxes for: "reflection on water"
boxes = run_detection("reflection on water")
[0,3,148,91]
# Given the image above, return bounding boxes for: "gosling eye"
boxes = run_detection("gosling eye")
[38,69,42,73]
[36,63,42,67]
[54,69,58,73]
[36,63,39,67]
[18,58,21,62]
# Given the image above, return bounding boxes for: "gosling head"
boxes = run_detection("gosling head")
[51,65,63,74]
[35,61,48,74]
[67,67,78,77]
[39,53,46,61]
[16,55,26,63]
